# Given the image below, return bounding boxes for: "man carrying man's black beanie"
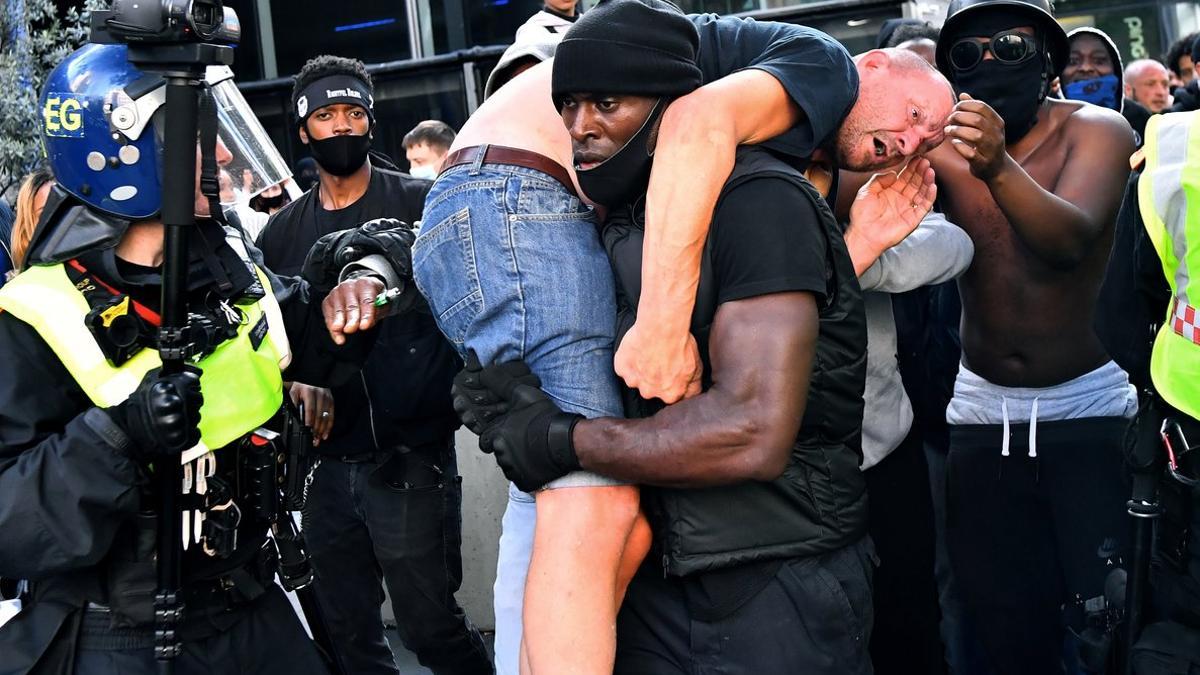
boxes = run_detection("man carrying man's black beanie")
[551,0,703,102]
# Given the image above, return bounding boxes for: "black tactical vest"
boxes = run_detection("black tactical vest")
[601,146,868,576]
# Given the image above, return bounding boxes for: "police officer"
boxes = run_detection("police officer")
[0,42,415,674]
[1097,109,1200,673]
[255,55,490,675]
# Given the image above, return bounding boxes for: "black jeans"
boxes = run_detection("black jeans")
[74,586,328,674]
[615,537,876,675]
[864,427,946,675]
[301,438,492,675]
[947,417,1132,675]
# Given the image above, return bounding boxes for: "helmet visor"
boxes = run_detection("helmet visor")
[210,78,291,206]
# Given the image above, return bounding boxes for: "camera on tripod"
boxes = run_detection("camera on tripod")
[93,0,240,47]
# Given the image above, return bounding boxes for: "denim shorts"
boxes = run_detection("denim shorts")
[412,159,626,491]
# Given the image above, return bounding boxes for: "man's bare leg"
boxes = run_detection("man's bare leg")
[519,484,649,675]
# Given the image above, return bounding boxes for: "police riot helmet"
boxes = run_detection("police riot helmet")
[39,43,291,221]
[936,0,1070,81]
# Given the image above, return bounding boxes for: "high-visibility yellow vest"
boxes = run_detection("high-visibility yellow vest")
[0,249,291,452]
[1139,111,1200,420]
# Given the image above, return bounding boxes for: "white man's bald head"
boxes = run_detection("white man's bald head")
[836,48,955,170]
[1125,58,1172,112]
[1125,58,1169,80]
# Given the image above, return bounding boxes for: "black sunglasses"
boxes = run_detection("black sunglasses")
[949,30,1040,71]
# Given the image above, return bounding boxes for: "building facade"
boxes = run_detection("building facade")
[224,0,1198,172]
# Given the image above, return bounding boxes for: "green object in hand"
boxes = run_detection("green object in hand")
[374,288,402,306]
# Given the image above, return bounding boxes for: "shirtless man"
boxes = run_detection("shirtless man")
[926,0,1137,670]
[411,5,952,673]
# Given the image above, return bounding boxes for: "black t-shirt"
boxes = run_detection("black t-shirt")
[681,175,830,618]
[257,169,424,277]
[256,167,461,454]
[709,176,828,305]
[690,15,860,159]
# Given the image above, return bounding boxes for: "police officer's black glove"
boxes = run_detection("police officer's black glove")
[301,218,416,295]
[106,366,203,459]
[451,352,582,492]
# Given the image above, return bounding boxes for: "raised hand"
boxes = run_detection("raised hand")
[846,156,937,262]
[946,93,1009,181]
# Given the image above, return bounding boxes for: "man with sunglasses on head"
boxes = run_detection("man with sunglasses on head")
[923,0,1137,671]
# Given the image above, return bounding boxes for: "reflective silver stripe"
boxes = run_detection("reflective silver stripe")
[1150,113,1195,306]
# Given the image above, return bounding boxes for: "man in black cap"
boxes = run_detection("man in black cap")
[256,55,491,675]
[918,0,1137,670]
[449,2,947,672]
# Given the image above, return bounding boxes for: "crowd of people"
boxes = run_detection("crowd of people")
[2,0,1200,674]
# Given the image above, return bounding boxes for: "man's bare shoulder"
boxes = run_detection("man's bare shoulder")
[1052,98,1135,145]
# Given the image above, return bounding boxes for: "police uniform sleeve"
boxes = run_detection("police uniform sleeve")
[0,313,142,579]
[690,16,859,160]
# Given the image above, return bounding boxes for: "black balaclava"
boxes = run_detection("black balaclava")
[294,74,375,176]
[945,10,1052,144]
[551,0,701,207]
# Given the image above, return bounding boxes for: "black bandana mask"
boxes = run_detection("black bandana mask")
[576,99,667,209]
[308,133,372,177]
[952,55,1045,144]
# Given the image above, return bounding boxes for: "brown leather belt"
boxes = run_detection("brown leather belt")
[440,145,576,197]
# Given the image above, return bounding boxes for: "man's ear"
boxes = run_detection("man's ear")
[1124,82,1134,97]
[299,124,310,146]
[859,49,892,73]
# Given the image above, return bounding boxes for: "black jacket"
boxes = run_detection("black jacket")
[0,224,377,672]
[1172,80,1200,113]
[1096,168,1171,390]
[258,168,461,455]
[603,148,869,576]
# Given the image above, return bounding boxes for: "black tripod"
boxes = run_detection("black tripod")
[120,41,233,673]
[1124,395,1168,675]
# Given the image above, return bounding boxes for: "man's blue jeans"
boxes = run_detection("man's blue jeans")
[414,157,627,675]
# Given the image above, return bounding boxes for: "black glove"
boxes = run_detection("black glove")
[451,352,582,492]
[106,366,203,459]
[451,350,541,434]
[301,218,416,294]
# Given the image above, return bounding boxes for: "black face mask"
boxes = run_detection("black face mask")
[253,193,285,211]
[952,55,1045,144]
[576,99,667,208]
[309,133,371,177]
